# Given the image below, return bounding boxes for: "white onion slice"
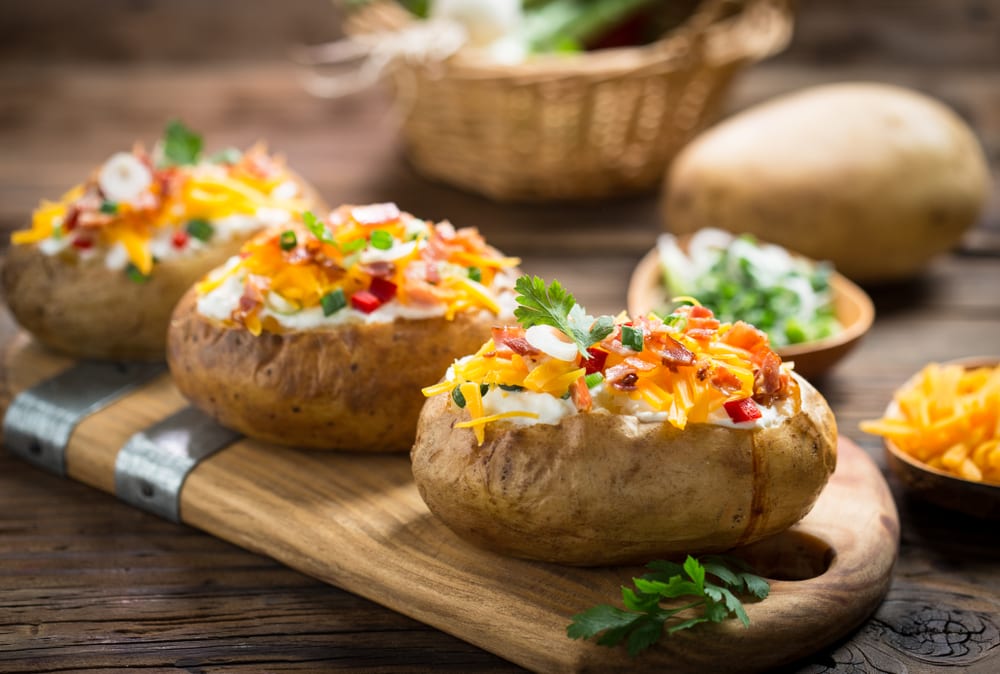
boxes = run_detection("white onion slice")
[525,325,577,362]
[98,152,153,204]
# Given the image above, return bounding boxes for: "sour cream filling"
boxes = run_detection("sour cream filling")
[468,377,795,430]
[197,263,517,327]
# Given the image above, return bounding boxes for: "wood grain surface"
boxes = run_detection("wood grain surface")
[2,1,1000,672]
[2,335,899,672]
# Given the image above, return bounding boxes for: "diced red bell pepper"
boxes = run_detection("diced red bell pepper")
[172,230,190,249]
[724,398,762,423]
[350,290,382,314]
[71,237,93,250]
[583,347,608,374]
[368,276,397,303]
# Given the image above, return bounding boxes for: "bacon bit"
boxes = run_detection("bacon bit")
[71,237,93,250]
[583,347,608,374]
[624,356,656,372]
[753,351,784,404]
[491,327,540,356]
[172,230,189,249]
[687,328,717,341]
[425,262,441,285]
[711,366,743,394]
[368,277,397,303]
[570,376,592,412]
[77,211,113,229]
[351,202,400,226]
[606,363,639,391]
[361,261,395,278]
[724,321,768,352]
[649,334,696,368]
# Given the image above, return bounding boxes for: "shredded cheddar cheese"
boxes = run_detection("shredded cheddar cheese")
[196,203,520,333]
[10,143,307,276]
[861,362,1000,484]
[424,299,794,445]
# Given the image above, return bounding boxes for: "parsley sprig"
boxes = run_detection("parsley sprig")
[162,119,203,166]
[567,555,769,657]
[513,276,614,359]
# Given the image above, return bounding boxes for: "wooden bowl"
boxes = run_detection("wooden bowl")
[627,245,875,380]
[882,357,1000,519]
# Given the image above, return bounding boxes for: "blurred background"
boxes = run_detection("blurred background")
[2,0,998,270]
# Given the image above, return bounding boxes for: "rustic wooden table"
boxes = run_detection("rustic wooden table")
[2,2,999,671]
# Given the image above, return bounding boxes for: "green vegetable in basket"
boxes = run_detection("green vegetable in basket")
[372,0,681,57]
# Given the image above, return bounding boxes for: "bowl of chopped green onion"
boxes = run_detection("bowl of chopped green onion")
[628,229,874,379]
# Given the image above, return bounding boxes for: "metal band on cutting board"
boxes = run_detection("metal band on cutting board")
[3,361,166,476]
[115,406,242,523]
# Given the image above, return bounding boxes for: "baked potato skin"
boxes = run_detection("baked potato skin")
[2,171,325,362]
[411,374,837,566]
[167,288,502,452]
[3,239,243,361]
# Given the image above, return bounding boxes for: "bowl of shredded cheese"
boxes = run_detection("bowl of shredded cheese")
[861,358,1000,518]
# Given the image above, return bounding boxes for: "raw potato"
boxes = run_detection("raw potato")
[411,373,837,566]
[663,82,991,283]
[167,288,503,452]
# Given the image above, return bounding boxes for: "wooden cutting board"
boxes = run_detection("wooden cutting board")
[2,334,899,673]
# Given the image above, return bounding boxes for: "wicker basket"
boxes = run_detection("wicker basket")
[343,0,793,201]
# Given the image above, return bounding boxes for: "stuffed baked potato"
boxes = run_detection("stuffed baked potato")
[2,121,322,361]
[412,277,837,565]
[167,203,520,452]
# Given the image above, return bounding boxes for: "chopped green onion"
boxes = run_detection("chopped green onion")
[303,210,334,244]
[279,230,297,251]
[125,263,149,284]
[186,218,214,242]
[498,384,525,392]
[209,147,242,164]
[584,372,604,389]
[451,386,467,408]
[52,224,64,240]
[663,313,688,331]
[341,238,366,253]
[621,325,643,351]
[561,390,572,399]
[320,289,347,316]
[370,229,394,250]
[100,201,118,215]
[480,383,490,397]
[467,266,483,283]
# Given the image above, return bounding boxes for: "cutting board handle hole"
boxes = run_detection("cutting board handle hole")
[735,531,834,581]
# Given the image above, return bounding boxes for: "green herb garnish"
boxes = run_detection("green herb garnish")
[162,119,203,166]
[567,555,769,657]
[584,372,604,389]
[320,289,347,316]
[125,263,150,284]
[370,229,394,250]
[186,218,214,242]
[621,325,643,352]
[451,386,466,408]
[100,200,118,215]
[467,266,483,283]
[513,276,614,359]
[280,230,297,251]
[341,238,366,253]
